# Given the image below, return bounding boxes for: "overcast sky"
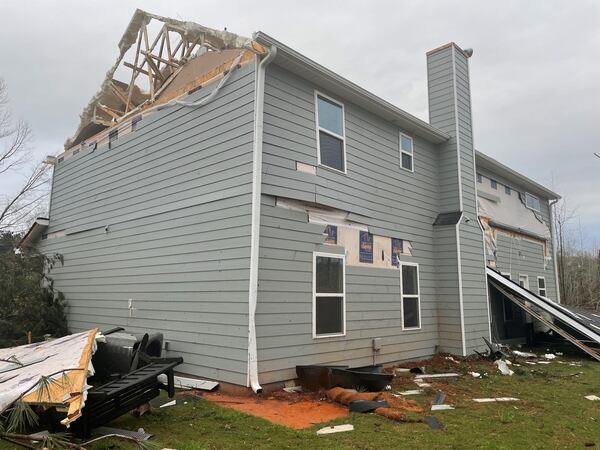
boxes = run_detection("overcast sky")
[1,0,599,246]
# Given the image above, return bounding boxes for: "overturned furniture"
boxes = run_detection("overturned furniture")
[487,267,600,361]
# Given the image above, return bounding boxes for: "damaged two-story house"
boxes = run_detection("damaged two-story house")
[22,10,600,392]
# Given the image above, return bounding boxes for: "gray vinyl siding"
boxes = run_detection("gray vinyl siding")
[428,45,489,353]
[478,167,558,302]
[38,63,257,386]
[257,198,439,384]
[256,63,442,383]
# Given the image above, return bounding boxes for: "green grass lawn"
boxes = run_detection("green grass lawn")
[2,356,599,449]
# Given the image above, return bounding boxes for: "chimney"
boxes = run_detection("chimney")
[428,43,490,356]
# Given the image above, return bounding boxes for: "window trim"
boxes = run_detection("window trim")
[400,261,421,330]
[312,251,346,339]
[314,91,347,174]
[537,276,547,297]
[501,272,511,280]
[399,133,414,173]
[518,274,529,290]
[525,192,541,213]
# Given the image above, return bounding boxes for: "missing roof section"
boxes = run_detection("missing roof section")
[433,211,463,226]
[65,9,267,149]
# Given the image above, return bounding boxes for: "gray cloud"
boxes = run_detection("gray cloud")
[1,0,598,244]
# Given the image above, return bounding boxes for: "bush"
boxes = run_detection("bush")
[0,232,68,347]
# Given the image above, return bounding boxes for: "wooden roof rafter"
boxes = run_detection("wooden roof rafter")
[65,9,268,149]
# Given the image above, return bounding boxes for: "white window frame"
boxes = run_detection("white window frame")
[399,133,414,173]
[400,261,421,330]
[518,274,529,290]
[537,276,547,297]
[525,192,541,212]
[501,272,512,280]
[314,91,347,174]
[312,251,346,338]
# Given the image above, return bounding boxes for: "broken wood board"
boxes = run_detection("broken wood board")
[0,329,99,426]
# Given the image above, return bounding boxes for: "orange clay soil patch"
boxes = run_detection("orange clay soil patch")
[202,392,348,429]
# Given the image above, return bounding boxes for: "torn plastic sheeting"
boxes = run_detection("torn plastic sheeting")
[0,329,100,426]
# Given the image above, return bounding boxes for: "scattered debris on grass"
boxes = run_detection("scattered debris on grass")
[584,395,600,401]
[495,360,514,376]
[415,373,460,379]
[473,398,519,403]
[93,426,152,441]
[468,371,482,378]
[317,424,354,435]
[513,350,537,358]
[397,389,423,396]
[431,404,454,411]
[423,415,443,429]
[159,400,177,408]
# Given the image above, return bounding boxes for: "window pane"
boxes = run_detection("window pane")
[402,265,418,295]
[317,96,343,136]
[505,186,511,195]
[316,296,343,335]
[539,289,547,297]
[491,179,497,189]
[538,278,545,288]
[526,194,540,211]
[319,131,345,171]
[401,152,413,171]
[403,297,419,328]
[477,173,482,183]
[316,256,343,293]
[401,135,413,153]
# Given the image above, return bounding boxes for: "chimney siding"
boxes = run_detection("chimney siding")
[428,43,491,355]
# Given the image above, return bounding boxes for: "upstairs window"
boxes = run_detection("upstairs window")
[525,193,541,212]
[477,173,482,183]
[538,277,547,297]
[401,263,421,329]
[505,185,511,195]
[490,179,498,190]
[313,253,345,337]
[315,93,346,173]
[400,134,414,172]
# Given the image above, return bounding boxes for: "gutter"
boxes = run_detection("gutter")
[247,44,277,393]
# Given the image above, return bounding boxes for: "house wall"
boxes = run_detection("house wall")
[38,62,257,386]
[427,44,490,354]
[255,63,444,384]
[476,167,558,302]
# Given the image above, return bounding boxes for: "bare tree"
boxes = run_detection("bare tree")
[0,78,51,232]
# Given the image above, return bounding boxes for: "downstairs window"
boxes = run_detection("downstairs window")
[401,263,421,329]
[313,253,346,337]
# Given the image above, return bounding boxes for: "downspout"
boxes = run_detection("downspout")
[549,199,562,303]
[247,44,277,393]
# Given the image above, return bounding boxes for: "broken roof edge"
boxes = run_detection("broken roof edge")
[475,150,560,200]
[18,217,49,250]
[253,32,450,145]
[64,9,262,150]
